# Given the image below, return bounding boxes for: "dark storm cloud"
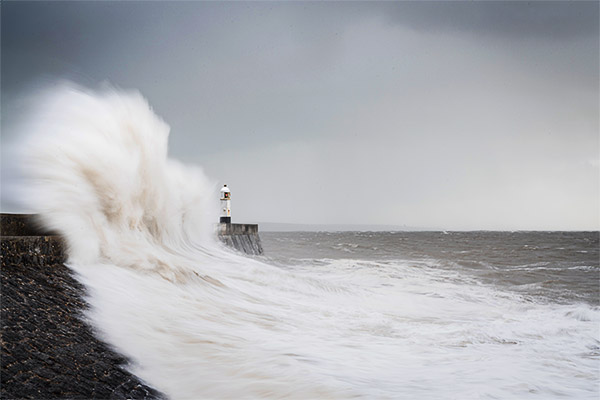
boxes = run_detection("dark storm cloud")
[380,1,599,40]
[1,1,202,91]
[1,1,598,229]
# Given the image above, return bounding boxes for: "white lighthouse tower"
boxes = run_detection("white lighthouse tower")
[220,184,231,223]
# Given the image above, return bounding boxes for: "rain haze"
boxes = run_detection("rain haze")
[2,1,598,231]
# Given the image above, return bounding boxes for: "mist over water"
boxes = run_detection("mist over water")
[12,83,600,399]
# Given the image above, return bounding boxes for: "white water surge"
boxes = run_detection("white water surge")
[13,83,599,399]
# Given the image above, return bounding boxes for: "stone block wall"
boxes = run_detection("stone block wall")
[217,223,264,255]
[0,214,263,399]
[1,233,163,399]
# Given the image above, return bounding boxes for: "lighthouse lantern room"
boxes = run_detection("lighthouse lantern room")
[220,185,231,223]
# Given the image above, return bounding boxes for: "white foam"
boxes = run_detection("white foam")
[14,83,600,399]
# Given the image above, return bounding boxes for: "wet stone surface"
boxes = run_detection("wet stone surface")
[219,233,264,255]
[0,214,55,237]
[1,236,164,399]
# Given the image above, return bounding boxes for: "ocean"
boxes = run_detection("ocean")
[258,231,600,398]
[262,231,600,306]
[12,83,600,399]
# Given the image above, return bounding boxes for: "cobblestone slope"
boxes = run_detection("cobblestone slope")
[1,235,164,399]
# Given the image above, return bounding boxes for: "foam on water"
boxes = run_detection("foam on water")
[14,83,600,399]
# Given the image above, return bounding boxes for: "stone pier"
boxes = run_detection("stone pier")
[0,214,263,399]
[0,214,163,399]
[217,223,264,255]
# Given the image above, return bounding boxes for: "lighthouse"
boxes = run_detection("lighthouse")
[220,184,231,223]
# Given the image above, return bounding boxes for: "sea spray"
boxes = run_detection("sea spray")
[12,83,600,399]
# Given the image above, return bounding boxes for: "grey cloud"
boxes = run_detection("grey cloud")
[380,1,599,40]
[1,1,598,229]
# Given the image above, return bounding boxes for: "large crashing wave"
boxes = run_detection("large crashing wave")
[17,83,214,281]
[12,83,600,399]
[14,83,362,398]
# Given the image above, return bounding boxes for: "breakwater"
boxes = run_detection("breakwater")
[0,214,262,399]
[1,214,163,399]
[217,223,263,255]
[1,214,263,255]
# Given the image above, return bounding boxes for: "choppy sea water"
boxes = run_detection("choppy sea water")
[12,83,600,399]
[258,231,600,398]
[262,231,600,306]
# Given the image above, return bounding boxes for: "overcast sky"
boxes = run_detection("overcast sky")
[2,1,598,230]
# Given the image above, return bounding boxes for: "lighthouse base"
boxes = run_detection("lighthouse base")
[219,216,231,223]
[217,223,263,255]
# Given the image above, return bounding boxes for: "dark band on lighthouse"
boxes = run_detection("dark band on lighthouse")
[220,184,231,224]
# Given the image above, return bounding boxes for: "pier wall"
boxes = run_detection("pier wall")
[0,214,263,398]
[1,214,264,255]
[1,215,162,399]
[217,223,264,255]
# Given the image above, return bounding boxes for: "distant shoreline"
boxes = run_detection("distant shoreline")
[258,222,600,233]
